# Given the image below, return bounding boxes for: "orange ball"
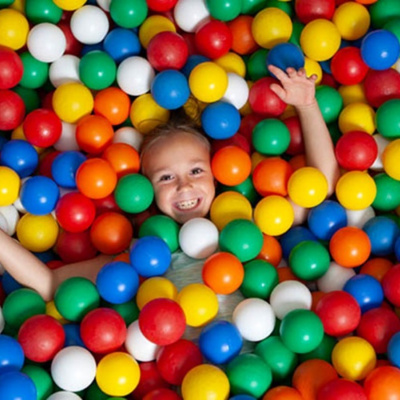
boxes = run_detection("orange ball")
[102,142,140,179]
[277,266,300,283]
[211,145,252,186]
[202,251,244,295]
[76,114,114,155]
[76,158,118,199]
[329,226,371,268]
[256,234,282,267]
[311,290,327,313]
[262,386,303,400]
[288,153,306,171]
[252,157,293,197]
[364,366,400,400]
[360,257,393,283]
[90,211,133,255]
[228,15,258,55]
[94,87,131,126]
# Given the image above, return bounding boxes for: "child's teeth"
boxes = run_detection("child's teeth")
[177,199,198,210]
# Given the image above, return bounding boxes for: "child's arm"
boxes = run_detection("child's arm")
[0,228,113,301]
[268,65,340,224]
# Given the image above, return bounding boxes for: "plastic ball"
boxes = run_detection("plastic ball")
[0,89,25,130]
[376,99,400,140]
[125,320,160,362]
[55,229,98,263]
[103,27,141,63]
[266,42,305,75]
[173,0,210,33]
[339,102,376,135]
[222,72,250,110]
[317,261,356,292]
[0,371,36,400]
[143,388,181,400]
[52,0,86,10]
[295,0,335,23]
[364,69,400,108]
[0,45,23,89]
[0,166,20,206]
[0,204,19,236]
[139,14,176,48]
[0,334,25,373]
[0,8,30,50]
[102,142,141,177]
[317,378,367,400]
[227,15,257,55]
[22,364,53,400]
[109,0,148,29]
[135,277,178,310]
[333,1,370,40]
[139,298,186,345]
[47,391,82,400]
[331,336,376,380]
[364,366,400,400]
[262,386,303,400]
[383,138,400,180]
[51,150,86,189]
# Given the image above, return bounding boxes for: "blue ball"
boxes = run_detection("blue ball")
[151,69,190,110]
[201,101,241,140]
[96,261,140,304]
[103,28,141,63]
[130,236,171,278]
[363,216,400,256]
[280,226,318,260]
[20,176,60,215]
[81,42,103,56]
[63,323,85,347]
[51,150,86,189]
[1,272,23,295]
[0,371,36,400]
[0,335,25,374]
[0,139,39,178]
[181,54,210,77]
[307,200,347,241]
[199,320,243,364]
[343,274,384,313]
[230,396,257,400]
[266,42,305,76]
[361,29,400,70]
[395,236,400,262]
[388,331,400,368]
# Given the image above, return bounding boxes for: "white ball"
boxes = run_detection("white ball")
[47,392,82,400]
[222,73,249,110]
[49,55,81,88]
[51,346,96,392]
[70,5,109,45]
[233,298,276,342]
[27,23,66,63]
[174,0,210,32]
[370,133,390,171]
[269,280,312,320]
[117,56,155,96]
[345,206,375,228]
[125,320,160,362]
[179,217,219,259]
[0,306,4,334]
[0,205,20,236]
[317,261,356,292]
[96,0,111,11]
[0,214,8,234]
[54,122,80,152]
[113,126,143,151]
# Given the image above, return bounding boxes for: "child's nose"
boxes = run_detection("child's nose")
[177,176,193,191]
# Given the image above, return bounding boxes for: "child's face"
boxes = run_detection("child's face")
[142,131,216,224]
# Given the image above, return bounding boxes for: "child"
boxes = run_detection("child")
[0,65,340,302]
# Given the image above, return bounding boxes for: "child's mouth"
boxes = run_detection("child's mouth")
[175,198,199,210]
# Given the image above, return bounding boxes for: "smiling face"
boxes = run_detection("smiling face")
[141,130,215,224]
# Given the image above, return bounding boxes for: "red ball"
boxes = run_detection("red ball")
[156,339,203,385]
[335,130,378,171]
[139,298,186,346]
[55,230,98,263]
[37,150,61,178]
[330,47,369,86]
[195,20,232,59]
[55,192,96,233]
[58,21,83,56]
[143,388,181,400]
[147,31,189,71]
[356,307,400,354]
[18,315,65,363]
[211,132,251,155]
[0,45,23,89]
[248,77,287,117]
[364,68,400,108]
[93,193,122,215]
[146,0,178,12]
[23,108,63,148]
[80,307,127,354]
[0,89,25,130]
[283,115,305,155]
[382,264,400,307]
[295,0,336,23]
[317,378,367,400]
[239,112,264,143]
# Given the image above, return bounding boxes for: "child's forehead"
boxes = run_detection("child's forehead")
[155,130,208,150]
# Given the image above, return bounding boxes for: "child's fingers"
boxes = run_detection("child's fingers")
[269,82,286,100]
[268,64,288,81]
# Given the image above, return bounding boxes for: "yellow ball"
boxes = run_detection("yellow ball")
[338,84,367,107]
[300,19,341,61]
[53,0,87,10]
[0,166,20,207]
[254,195,294,236]
[9,0,25,13]
[252,7,292,49]
[338,102,376,134]
[96,352,140,397]
[210,191,253,231]
[0,9,29,50]
[46,300,68,324]
[177,283,218,327]
[288,167,328,208]
[189,62,228,103]
[251,152,266,172]
[332,336,376,380]
[181,364,230,400]
[135,277,178,310]
[303,57,323,85]
[214,52,246,77]
[336,171,377,210]
[16,213,59,252]
[130,93,170,134]
[52,82,94,124]
[139,15,176,48]
[333,2,370,41]
[383,138,400,180]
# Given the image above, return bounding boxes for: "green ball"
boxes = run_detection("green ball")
[264,0,293,17]
[220,176,260,206]
[280,309,324,354]
[13,86,41,113]
[25,0,62,24]
[79,50,117,90]
[85,380,110,400]
[376,99,400,139]
[19,52,49,89]
[289,21,305,48]
[22,365,54,400]
[289,240,330,281]
[240,259,279,299]
[252,118,291,156]
[247,49,269,81]
[372,172,400,211]
[2,288,46,330]
[219,219,264,262]
[110,0,148,29]
[241,0,267,15]
[226,353,272,397]
[54,277,100,322]
[139,214,180,252]
[384,18,400,44]
[106,300,140,326]
[299,334,337,364]
[206,0,242,21]
[316,85,343,124]
[328,122,342,145]
[255,335,298,382]
[114,173,154,214]
[0,0,14,6]
[370,0,400,29]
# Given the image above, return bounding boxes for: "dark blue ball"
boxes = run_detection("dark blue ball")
[0,371,36,400]
[266,42,305,76]
[280,226,318,260]
[51,150,86,189]
[103,28,141,63]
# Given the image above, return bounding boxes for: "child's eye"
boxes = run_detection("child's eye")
[191,168,203,175]
[159,174,173,182]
